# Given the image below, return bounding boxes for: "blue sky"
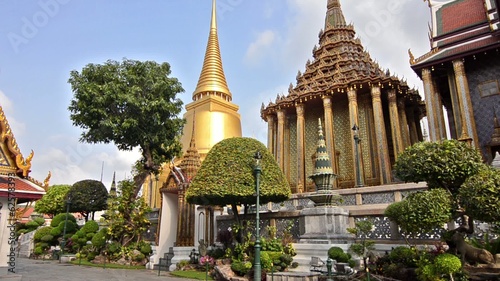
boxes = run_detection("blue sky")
[0,0,430,188]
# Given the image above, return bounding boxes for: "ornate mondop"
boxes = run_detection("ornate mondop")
[192,0,231,102]
[261,0,417,119]
[179,118,201,181]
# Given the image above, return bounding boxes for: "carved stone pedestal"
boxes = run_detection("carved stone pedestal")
[299,206,353,244]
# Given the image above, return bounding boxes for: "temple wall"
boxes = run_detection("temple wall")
[466,55,500,162]
[288,117,297,187]
[332,97,353,185]
[304,106,324,191]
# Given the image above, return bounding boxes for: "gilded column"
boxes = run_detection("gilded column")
[267,115,276,154]
[398,99,411,149]
[407,108,419,145]
[422,68,440,141]
[433,80,448,139]
[371,86,392,184]
[322,96,338,188]
[388,89,404,158]
[453,59,479,147]
[277,110,286,169]
[447,70,462,138]
[284,116,290,182]
[296,104,306,193]
[347,88,364,185]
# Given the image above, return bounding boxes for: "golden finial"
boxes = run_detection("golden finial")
[193,0,232,101]
[43,171,51,191]
[16,149,34,177]
[408,49,416,65]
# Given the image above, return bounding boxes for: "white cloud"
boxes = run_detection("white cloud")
[244,30,277,66]
[0,89,26,137]
[29,135,140,188]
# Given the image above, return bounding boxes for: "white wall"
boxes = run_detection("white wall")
[0,197,18,270]
[154,192,178,264]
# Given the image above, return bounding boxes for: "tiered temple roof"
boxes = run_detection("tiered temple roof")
[262,0,421,117]
[0,105,47,202]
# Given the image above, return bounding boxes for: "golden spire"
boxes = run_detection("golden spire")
[193,0,231,102]
[325,0,346,29]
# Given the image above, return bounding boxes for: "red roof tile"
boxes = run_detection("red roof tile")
[438,0,486,35]
[0,176,45,200]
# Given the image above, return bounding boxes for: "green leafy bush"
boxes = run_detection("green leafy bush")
[91,229,107,249]
[51,213,76,227]
[388,246,418,268]
[434,253,461,276]
[87,252,97,261]
[50,227,62,237]
[81,220,99,234]
[208,247,225,259]
[34,226,53,241]
[26,221,41,229]
[33,217,46,226]
[328,246,351,263]
[231,260,252,276]
[40,234,54,243]
[34,246,43,255]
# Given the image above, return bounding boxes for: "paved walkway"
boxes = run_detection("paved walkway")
[0,257,195,281]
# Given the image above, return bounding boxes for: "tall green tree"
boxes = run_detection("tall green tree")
[34,184,71,217]
[67,179,109,222]
[106,179,151,247]
[68,59,185,197]
[186,137,290,234]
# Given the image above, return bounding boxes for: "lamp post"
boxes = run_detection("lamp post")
[352,124,364,187]
[60,195,72,262]
[253,151,262,281]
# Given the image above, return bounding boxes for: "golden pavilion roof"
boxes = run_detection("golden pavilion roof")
[261,0,421,117]
[192,0,232,102]
[179,120,201,180]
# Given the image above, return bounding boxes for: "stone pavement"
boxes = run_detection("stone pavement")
[0,257,196,281]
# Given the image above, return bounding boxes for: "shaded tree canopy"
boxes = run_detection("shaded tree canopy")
[394,139,482,193]
[392,139,500,236]
[459,165,500,223]
[186,137,291,206]
[384,188,453,235]
[34,184,71,217]
[68,59,185,196]
[67,179,108,221]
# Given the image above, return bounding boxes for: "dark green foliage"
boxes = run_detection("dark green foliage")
[108,242,121,255]
[33,217,46,226]
[394,139,482,192]
[385,189,453,235]
[139,242,152,255]
[207,248,225,259]
[327,246,351,263]
[34,226,53,241]
[34,247,43,255]
[68,59,185,197]
[67,179,108,221]
[40,234,54,243]
[388,246,418,268]
[51,213,76,227]
[58,221,77,234]
[470,233,500,255]
[50,227,61,237]
[35,184,71,216]
[87,252,97,261]
[460,165,500,223]
[91,229,107,250]
[26,221,41,229]
[81,220,99,234]
[133,253,145,262]
[231,260,252,276]
[186,137,290,206]
[259,252,273,271]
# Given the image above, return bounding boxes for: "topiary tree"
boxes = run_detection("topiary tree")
[459,165,500,224]
[392,139,492,234]
[186,137,290,233]
[348,220,376,274]
[34,184,71,217]
[50,213,77,228]
[384,188,453,237]
[67,179,109,222]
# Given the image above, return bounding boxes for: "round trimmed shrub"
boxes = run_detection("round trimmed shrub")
[434,253,461,275]
[50,213,76,227]
[140,243,152,255]
[389,246,417,267]
[57,220,77,233]
[34,226,53,241]
[50,227,62,237]
[81,220,99,234]
[26,221,40,229]
[328,246,350,263]
[40,234,54,243]
[33,217,46,226]
[231,260,252,276]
